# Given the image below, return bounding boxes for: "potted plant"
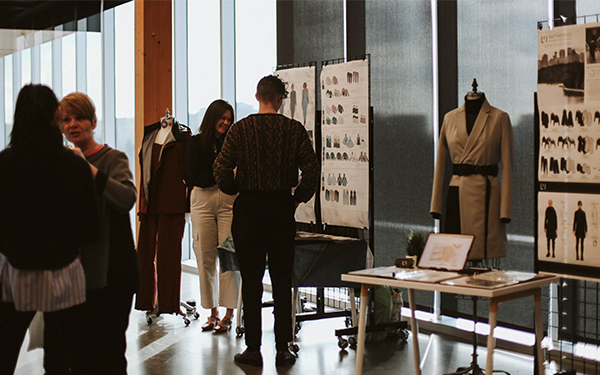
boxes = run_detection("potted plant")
[405,230,428,266]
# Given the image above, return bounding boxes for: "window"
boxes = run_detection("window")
[235,0,277,119]
[187,0,221,131]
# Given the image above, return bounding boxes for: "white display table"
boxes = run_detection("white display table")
[341,267,559,375]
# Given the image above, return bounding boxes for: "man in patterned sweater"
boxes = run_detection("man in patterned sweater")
[214,75,319,367]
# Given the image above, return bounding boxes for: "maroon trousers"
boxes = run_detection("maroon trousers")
[135,213,185,313]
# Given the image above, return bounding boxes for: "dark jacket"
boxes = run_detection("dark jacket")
[139,120,191,214]
[574,208,587,238]
[0,147,99,270]
[186,134,223,188]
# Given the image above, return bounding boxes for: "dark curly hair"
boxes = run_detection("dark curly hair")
[256,75,288,104]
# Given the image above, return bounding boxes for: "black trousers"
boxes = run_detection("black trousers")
[232,191,296,352]
[0,301,79,375]
[71,286,134,375]
[576,237,585,258]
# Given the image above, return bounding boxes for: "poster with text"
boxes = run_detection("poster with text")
[320,60,369,228]
[537,22,600,183]
[538,192,600,267]
[275,66,317,223]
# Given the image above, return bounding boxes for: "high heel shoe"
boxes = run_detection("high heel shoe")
[213,317,232,334]
[201,316,220,331]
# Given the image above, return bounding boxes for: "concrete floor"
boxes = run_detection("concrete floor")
[15,271,537,375]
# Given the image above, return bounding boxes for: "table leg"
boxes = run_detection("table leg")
[534,289,544,375]
[355,284,369,375]
[486,300,498,374]
[407,288,421,375]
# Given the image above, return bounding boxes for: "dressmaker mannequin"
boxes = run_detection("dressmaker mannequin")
[432,80,514,375]
[430,79,513,261]
[155,112,174,145]
[136,109,191,316]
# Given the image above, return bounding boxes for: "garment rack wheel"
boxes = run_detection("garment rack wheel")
[181,300,200,321]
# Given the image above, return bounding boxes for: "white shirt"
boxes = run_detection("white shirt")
[0,254,86,312]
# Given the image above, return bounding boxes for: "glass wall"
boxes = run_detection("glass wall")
[187,0,221,131]
[235,0,277,119]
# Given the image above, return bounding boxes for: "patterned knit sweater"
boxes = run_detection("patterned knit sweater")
[213,113,319,203]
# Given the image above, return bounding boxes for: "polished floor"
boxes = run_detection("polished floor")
[15,271,537,375]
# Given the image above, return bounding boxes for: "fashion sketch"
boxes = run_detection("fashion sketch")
[573,200,587,261]
[544,200,558,257]
[289,84,297,119]
[302,82,309,126]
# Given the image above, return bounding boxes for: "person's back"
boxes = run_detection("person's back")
[218,113,316,202]
[0,146,98,270]
[0,84,99,375]
[214,75,319,368]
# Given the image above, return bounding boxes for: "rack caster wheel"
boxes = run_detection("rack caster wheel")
[193,312,199,320]
[294,321,302,334]
[338,337,348,349]
[146,315,153,324]
[183,317,191,327]
[236,326,245,337]
[345,316,353,328]
[289,343,300,353]
[348,336,357,348]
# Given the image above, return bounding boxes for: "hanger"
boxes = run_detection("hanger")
[161,108,174,128]
[466,79,483,100]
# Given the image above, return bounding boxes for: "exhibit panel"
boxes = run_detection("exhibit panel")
[537,22,600,184]
[537,21,600,280]
[275,65,317,224]
[320,59,370,229]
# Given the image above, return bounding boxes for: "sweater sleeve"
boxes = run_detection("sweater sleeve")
[293,125,320,203]
[96,151,136,214]
[214,125,239,195]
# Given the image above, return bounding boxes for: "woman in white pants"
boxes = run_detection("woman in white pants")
[187,99,239,333]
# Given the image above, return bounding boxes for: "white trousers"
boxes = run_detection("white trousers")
[190,186,240,310]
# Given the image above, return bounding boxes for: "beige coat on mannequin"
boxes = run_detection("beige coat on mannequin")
[430,98,513,260]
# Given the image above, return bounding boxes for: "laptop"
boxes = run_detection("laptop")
[417,233,475,272]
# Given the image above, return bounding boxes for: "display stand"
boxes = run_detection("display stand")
[535,14,600,375]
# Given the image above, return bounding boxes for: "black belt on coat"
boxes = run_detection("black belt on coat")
[452,164,498,177]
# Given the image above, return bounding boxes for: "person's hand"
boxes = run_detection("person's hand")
[67,145,85,159]
[66,145,98,177]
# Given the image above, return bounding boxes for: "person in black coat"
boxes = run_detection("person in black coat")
[573,200,587,261]
[544,200,558,258]
[0,84,99,374]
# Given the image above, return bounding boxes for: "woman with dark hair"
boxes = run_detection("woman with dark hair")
[60,92,138,375]
[0,84,98,374]
[187,99,240,333]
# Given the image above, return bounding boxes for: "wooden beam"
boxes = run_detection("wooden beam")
[134,0,172,228]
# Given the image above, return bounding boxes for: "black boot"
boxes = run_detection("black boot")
[234,349,263,367]
[275,349,297,367]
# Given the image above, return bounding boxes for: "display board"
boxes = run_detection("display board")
[275,66,317,224]
[320,59,370,228]
[536,21,600,279]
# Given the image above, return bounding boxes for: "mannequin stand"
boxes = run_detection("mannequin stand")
[444,296,485,375]
[444,285,511,375]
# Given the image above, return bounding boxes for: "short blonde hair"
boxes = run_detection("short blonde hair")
[60,92,97,123]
